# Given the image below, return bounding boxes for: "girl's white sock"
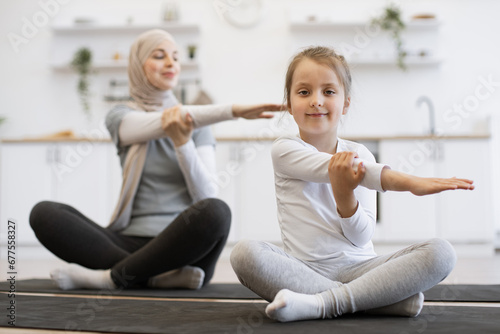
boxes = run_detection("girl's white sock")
[367,292,424,317]
[50,264,116,290]
[148,266,205,290]
[265,289,325,322]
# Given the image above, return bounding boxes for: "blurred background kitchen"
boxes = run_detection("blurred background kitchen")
[0,0,499,282]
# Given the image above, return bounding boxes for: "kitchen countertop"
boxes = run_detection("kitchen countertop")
[215,134,491,142]
[1,133,491,143]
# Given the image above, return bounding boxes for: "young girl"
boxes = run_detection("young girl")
[29,29,281,291]
[230,46,474,322]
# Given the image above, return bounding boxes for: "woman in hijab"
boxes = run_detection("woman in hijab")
[29,29,282,290]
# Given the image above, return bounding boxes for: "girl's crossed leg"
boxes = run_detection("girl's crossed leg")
[231,238,456,322]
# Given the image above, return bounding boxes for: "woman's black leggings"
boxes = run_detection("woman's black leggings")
[29,198,231,288]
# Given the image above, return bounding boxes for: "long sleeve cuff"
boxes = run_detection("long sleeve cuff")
[354,158,389,193]
[181,104,234,128]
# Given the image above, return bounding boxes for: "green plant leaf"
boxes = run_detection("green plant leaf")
[71,47,93,116]
[371,3,407,70]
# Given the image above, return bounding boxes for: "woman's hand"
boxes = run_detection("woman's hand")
[232,104,285,119]
[328,151,366,218]
[161,105,194,147]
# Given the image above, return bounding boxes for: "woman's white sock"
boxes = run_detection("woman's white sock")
[50,264,116,290]
[148,266,205,290]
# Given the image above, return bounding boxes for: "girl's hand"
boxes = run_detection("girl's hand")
[161,105,194,147]
[232,104,285,119]
[408,176,474,196]
[328,151,366,218]
[328,152,366,192]
[380,169,475,195]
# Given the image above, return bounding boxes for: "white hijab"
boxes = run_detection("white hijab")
[108,29,178,231]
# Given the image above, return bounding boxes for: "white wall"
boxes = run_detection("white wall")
[0,0,499,231]
[1,0,499,138]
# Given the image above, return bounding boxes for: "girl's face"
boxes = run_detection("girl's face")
[289,58,350,142]
[143,39,180,91]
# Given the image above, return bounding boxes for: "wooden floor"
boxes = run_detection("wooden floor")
[2,248,500,333]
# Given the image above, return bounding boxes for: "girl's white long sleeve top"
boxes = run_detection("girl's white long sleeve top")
[271,135,389,266]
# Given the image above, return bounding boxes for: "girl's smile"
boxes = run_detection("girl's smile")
[306,112,329,117]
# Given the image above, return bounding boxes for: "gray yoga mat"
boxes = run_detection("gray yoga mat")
[0,279,260,299]
[423,284,500,302]
[1,279,499,302]
[1,294,499,334]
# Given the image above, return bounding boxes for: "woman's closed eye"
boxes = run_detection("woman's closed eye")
[152,51,178,61]
[153,52,165,59]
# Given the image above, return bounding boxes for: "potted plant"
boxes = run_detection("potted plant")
[0,116,6,132]
[371,3,407,70]
[71,47,93,117]
[187,44,197,60]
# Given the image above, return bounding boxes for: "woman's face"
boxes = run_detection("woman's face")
[143,39,180,91]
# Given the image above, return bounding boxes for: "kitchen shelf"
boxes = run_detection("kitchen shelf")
[348,56,443,66]
[50,60,199,71]
[52,23,200,34]
[290,19,442,31]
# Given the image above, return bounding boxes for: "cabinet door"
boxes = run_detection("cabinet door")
[237,142,281,242]
[436,140,493,242]
[51,142,117,226]
[0,143,53,245]
[214,142,240,242]
[219,142,281,242]
[378,140,437,242]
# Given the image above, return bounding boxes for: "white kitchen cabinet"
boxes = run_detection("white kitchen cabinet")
[235,142,280,242]
[436,140,493,242]
[213,142,240,243]
[377,140,437,242]
[377,138,493,244]
[0,141,122,246]
[215,141,281,243]
[0,139,281,250]
[0,143,53,246]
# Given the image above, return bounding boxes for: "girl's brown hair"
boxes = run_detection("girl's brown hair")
[284,46,352,109]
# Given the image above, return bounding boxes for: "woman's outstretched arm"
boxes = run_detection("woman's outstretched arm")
[117,104,282,147]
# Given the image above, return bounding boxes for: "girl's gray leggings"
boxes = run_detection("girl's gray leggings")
[230,238,456,312]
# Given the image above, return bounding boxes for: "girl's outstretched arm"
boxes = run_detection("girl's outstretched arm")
[380,169,474,196]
